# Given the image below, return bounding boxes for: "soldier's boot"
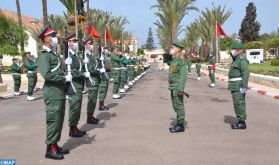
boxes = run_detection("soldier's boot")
[113,94,121,99]
[69,126,86,137]
[169,123,185,133]
[27,96,35,101]
[45,144,64,160]
[99,101,109,111]
[231,121,246,129]
[87,115,99,124]
[56,144,69,155]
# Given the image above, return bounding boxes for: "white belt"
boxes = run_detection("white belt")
[229,77,242,81]
[121,67,127,70]
[28,71,36,74]
[13,73,20,75]
[51,62,61,73]
[127,65,134,67]
[113,67,121,70]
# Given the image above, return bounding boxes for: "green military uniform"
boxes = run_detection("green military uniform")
[11,62,21,93]
[38,46,66,145]
[111,53,121,94]
[120,55,129,89]
[188,58,192,74]
[24,57,38,96]
[86,51,101,116]
[68,50,84,127]
[168,54,188,124]
[127,58,136,83]
[195,55,201,78]
[228,53,250,122]
[98,51,111,105]
[208,55,216,84]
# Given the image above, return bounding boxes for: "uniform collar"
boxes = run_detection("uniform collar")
[69,49,76,55]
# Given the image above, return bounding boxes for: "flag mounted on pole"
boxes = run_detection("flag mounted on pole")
[216,22,227,37]
[105,26,116,45]
[88,24,101,39]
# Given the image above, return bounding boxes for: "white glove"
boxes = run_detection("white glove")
[99,68,106,73]
[100,55,104,61]
[84,72,90,78]
[83,58,89,64]
[65,75,72,82]
[240,88,247,94]
[65,57,72,65]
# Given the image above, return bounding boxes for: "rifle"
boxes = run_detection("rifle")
[82,45,95,88]
[98,45,109,81]
[64,39,77,95]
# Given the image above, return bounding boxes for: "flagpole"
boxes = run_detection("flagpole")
[104,26,107,47]
[216,20,219,63]
[75,0,78,40]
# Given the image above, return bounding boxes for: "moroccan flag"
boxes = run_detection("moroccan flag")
[88,24,101,39]
[105,26,116,45]
[216,22,227,37]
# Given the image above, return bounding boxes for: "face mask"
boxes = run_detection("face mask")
[231,50,237,57]
[170,49,176,55]
[72,43,79,52]
[51,37,58,49]
[105,49,109,54]
[90,45,94,52]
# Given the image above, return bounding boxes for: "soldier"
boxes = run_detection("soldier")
[11,58,21,96]
[67,34,86,138]
[208,52,216,87]
[193,52,201,80]
[167,41,188,133]
[24,52,38,101]
[119,51,130,93]
[228,42,250,129]
[38,26,69,160]
[110,46,122,99]
[127,55,135,86]
[83,37,100,124]
[98,46,110,111]
[187,55,192,75]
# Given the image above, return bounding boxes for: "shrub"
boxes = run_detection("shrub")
[271,59,279,66]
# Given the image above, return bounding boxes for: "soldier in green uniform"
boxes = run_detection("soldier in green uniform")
[127,55,135,86]
[187,55,192,75]
[83,37,100,124]
[208,53,216,87]
[67,34,86,137]
[37,26,69,160]
[119,52,130,93]
[167,41,188,133]
[24,52,38,101]
[110,46,122,99]
[192,53,201,80]
[11,58,21,96]
[98,46,110,111]
[228,42,250,129]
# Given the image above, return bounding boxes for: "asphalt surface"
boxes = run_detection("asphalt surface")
[0,63,279,165]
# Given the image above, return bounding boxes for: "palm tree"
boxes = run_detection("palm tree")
[16,0,25,54]
[151,0,198,50]
[42,0,48,26]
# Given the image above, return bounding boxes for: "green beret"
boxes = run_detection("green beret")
[172,41,184,49]
[231,42,244,49]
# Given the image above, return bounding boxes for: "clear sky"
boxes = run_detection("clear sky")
[0,0,278,48]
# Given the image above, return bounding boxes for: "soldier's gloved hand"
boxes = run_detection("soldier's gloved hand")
[240,88,247,94]
[65,75,72,82]
[83,58,89,64]
[84,72,90,78]
[100,56,104,61]
[178,91,184,97]
[99,68,106,73]
[65,58,72,65]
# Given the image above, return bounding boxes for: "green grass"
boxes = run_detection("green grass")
[249,61,279,76]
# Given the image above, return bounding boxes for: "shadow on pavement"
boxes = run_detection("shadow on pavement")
[106,103,118,109]
[224,115,238,124]
[62,134,96,151]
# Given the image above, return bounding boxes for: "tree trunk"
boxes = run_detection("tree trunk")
[16,0,24,55]
[0,59,3,84]
[42,0,48,26]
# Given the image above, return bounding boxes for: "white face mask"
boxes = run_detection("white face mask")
[72,42,79,52]
[89,45,94,52]
[51,37,58,49]
[231,50,238,57]
[105,49,109,54]
[170,49,176,55]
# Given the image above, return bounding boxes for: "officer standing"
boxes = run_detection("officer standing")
[67,34,86,137]
[187,55,192,75]
[11,58,21,96]
[167,41,188,133]
[119,52,129,93]
[38,26,69,160]
[228,42,250,129]
[208,53,216,87]
[24,52,38,101]
[193,53,201,80]
[110,46,122,99]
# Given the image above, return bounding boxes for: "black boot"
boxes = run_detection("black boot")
[169,123,185,133]
[57,144,69,155]
[69,126,86,137]
[231,121,247,129]
[45,144,64,160]
[87,115,99,124]
[99,101,109,111]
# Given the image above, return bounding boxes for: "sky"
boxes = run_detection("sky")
[0,0,279,48]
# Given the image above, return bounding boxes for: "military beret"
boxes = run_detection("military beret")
[83,36,92,45]
[67,34,78,41]
[231,42,244,49]
[38,25,56,40]
[172,41,184,49]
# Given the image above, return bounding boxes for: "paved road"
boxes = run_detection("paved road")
[0,64,279,165]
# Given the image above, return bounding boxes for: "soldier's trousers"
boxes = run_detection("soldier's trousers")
[196,63,201,77]
[188,63,192,73]
[209,69,215,83]
[99,78,109,101]
[171,90,185,124]
[231,91,247,121]
[13,74,21,92]
[27,73,37,96]
[128,67,135,82]
[45,99,65,145]
[87,85,99,116]
[110,70,115,80]
[113,70,121,94]
[120,68,128,89]
[68,91,83,127]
